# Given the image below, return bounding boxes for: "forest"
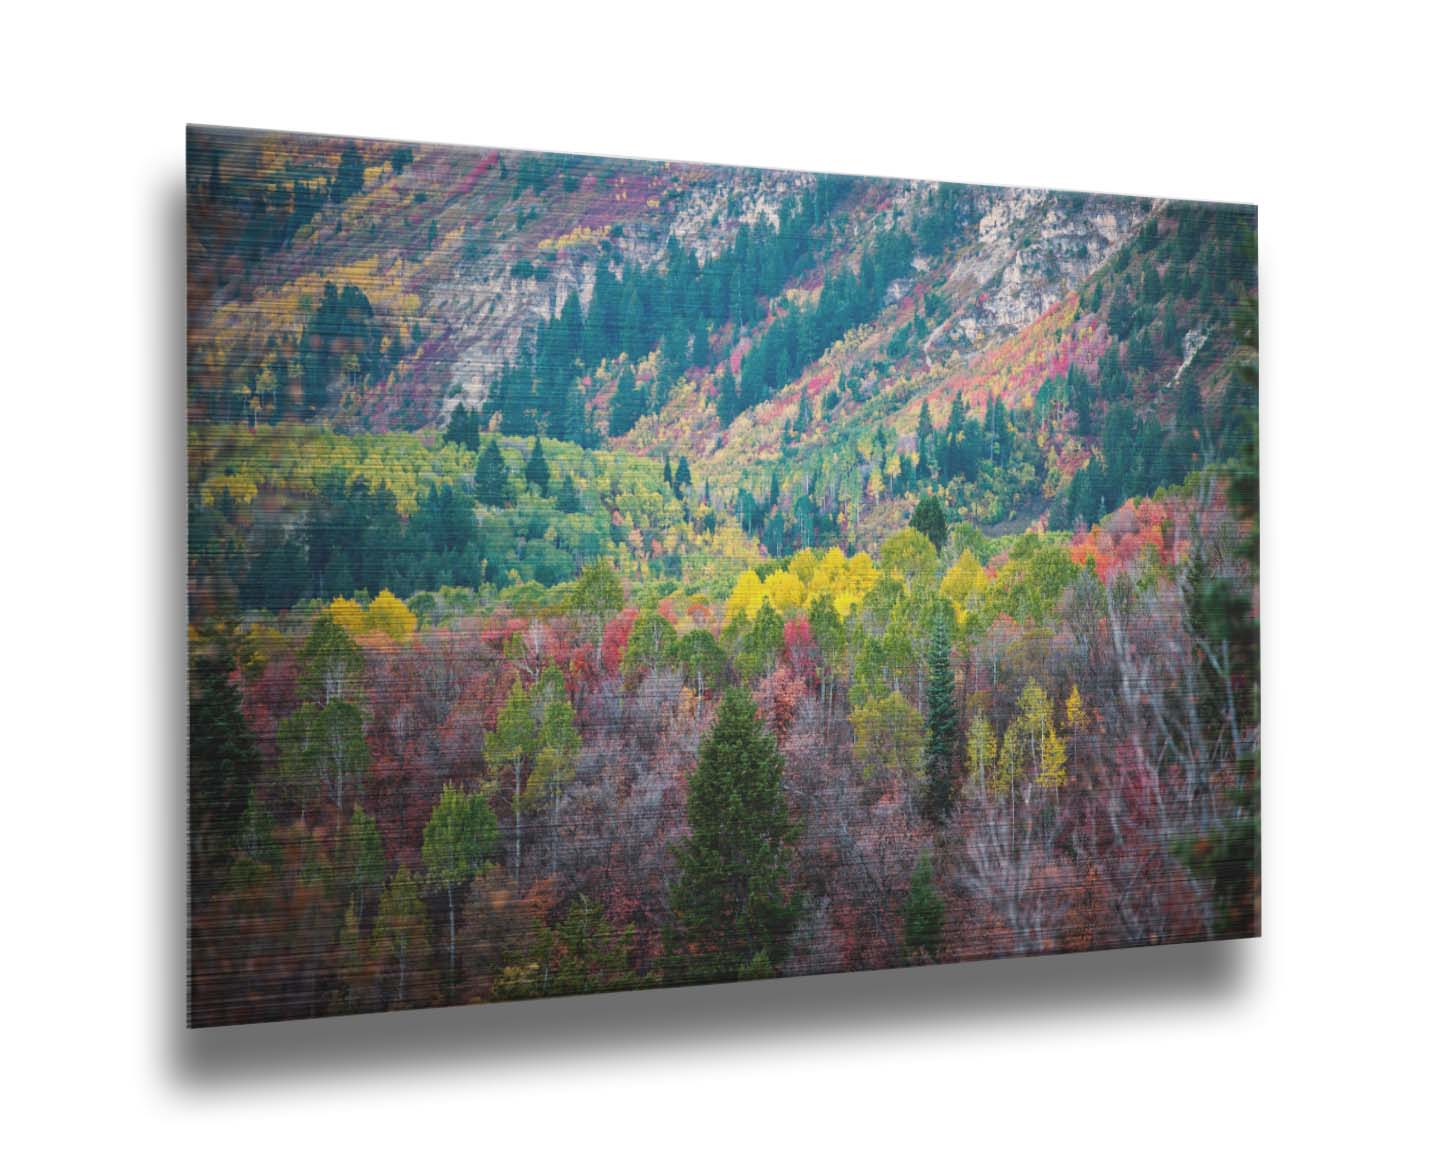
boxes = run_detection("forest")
[187,128,1258,1025]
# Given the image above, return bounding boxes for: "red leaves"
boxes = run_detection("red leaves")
[600,607,638,677]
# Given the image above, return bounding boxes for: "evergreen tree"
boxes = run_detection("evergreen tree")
[674,455,692,493]
[669,689,799,982]
[921,612,958,823]
[475,439,511,507]
[443,403,480,450]
[916,401,935,479]
[910,494,948,553]
[903,850,944,959]
[556,472,582,514]
[609,368,645,437]
[189,641,260,901]
[524,436,550,496]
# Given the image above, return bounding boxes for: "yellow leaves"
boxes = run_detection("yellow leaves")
[941,551,987,632]
[762,570,806,614]
[965,715,998,792]
[725,546,881,624]
[538,224,604,252]
[1065,684,1088,734]
[326,597,367,634]
[1036,729,1068,790]
[994,678,1068,793]
[366,590,418,640]
[788,548,817,586]
[725,570,766,622]
[328,590,416,641]
[847,551,879,599]
[200,472,259,507]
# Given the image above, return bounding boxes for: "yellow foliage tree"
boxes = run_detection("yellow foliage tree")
[327,597,367,635]
[762,569,806,614]
[725,570,766,622]
[965,714,998,793]
[366,589,417,640]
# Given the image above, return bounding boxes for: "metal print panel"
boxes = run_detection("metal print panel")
[186,125,1259,1027]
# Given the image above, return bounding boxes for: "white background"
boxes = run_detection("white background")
[4,1,1437,1147]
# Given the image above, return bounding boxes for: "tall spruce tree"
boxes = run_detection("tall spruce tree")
[189,642,260,902]
[669,689,798,982]
[524,436,550,496]
[922,612,958,823]
[475,439,511,507]
[903,850,944,959]
[910,494,948,553]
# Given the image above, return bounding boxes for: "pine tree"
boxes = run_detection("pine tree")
[556,472,581,513]
[910,494,948,553]
[903,850,944,959]
[475,439,511,507]
[921,612,959,824]
[669,689,799,982]
[524,436,550,496]
[674,455,692,493]
[189,643,260,901]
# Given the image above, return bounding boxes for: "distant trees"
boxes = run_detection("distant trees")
[331,143,366,203]
[482,178,852,442]
[670,689,799,981]
[443,403,481,450]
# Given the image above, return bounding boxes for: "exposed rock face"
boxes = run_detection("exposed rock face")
[942,187,1153,349]
[441,165,805,415]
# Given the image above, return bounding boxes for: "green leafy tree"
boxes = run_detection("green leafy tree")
[522,666,580,875]
[493,897,652,1000]
[275,698,368,818]
[422,783,499,985]
[672,628,726,697]
[621,608,677,681]
[373,865,427,1007]
[342,806,386,919]
[670,689,799,982]
[880,527,940,587]
[851,689,925,780]
[484,679,539,884]
[298,613,363,704]
[569,560,624,663]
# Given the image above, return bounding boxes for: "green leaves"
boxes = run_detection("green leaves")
[421,783,499,891]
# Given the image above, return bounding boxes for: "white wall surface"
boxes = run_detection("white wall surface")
[4,2,1436,1147]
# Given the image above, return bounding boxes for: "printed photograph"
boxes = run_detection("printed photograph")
[187,126,1258,1027]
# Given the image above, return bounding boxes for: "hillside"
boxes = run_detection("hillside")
[188,126,1255,578]
[186,127,1259,1025]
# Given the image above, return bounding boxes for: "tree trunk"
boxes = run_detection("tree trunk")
[447,883,456,985]
[513,758,522,886]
